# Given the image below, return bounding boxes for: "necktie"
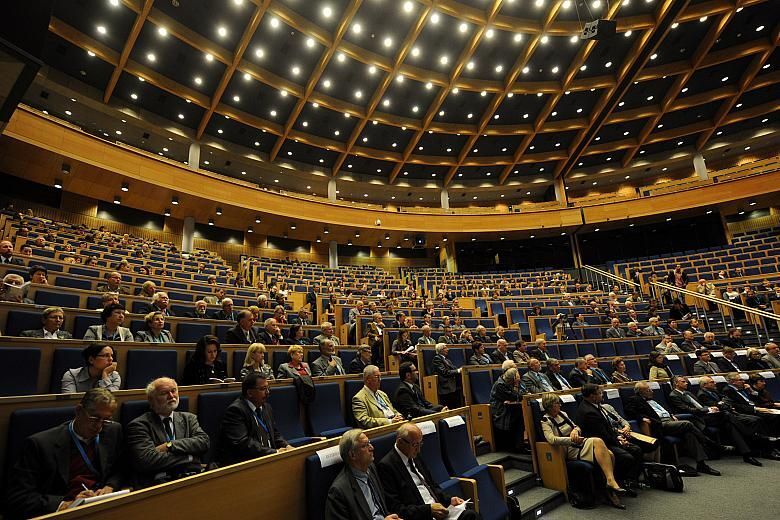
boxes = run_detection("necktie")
[684,392,704,409]
[162,417,174,440]
[409,458,437,502]
[538,373,553,392]
[364,474,386,517]
[557,374,571,389]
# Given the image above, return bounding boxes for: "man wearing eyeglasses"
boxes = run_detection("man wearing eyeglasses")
[217,373,292,466]
[377,423,477,520]
[5,388,125,518]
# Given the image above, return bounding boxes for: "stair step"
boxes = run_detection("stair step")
[477,451,534,472]
[504,468,537,494]
[477,451,514,465]
[516,486,566,520]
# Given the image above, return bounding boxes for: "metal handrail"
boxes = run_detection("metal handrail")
[651,280,779,321]
[583,265,640,287]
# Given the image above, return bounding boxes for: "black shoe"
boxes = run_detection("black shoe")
[606,490,626,510]
[762,450,780,461]
[677,464,699,477]
[697,463,721,476]
[721,445,736,454]
[743,456,763,467]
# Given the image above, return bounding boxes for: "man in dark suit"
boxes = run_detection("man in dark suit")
[126,377,211,486]
[667,376,758,465]
[5,388,125,518]
[289,308,311,326]
[311,339,345,377]
[567,358,591,388]
[185,300,210,319]
[139,291,176,317]
[392,362,444,419]
[349,346,373,374]
[324,429,401,520]
[431,344,461,409]
[257,317,283,345]
[0,239,24,265]
[529,338,551,362]
[522,358,555,394]
[716,347,744,372]
[19,306,73,339]
[377,423,477,520]
[224,310,259,344]
[680,330,703,353]
[583,354,611,385]
[692,349,720,375]
[489,339,512,364]
[722,372,780,435]
[217,373,291,466]
[575,384,643,487]
[624,381,720,476]
[545,358,573,390]
[212,298,236,321]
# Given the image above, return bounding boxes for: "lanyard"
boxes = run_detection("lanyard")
[68,421,100,476]
[254,409,270,435]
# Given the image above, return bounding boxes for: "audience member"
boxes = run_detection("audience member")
[745,348,771,370]
[289,308,311,326]
[701,331,722,350]
[366,312,386,368]
[655,335,682,354]
[61,343,121,393]
[27,265,48,285]
[5,389,124,518]
[567,358,591,388]
[417,325,436,345]
[324,429,400,520]
[489,368,526,453]
[0,239,24,265]
[624,381,720,476]
[583,354,611,385]
[135,281,156,298]
[467,342,491,365]
[217,373,291,466]
[722,328,746,349]
[276,345,312,379]
[212,298,236,321]
[605,318,626,339]
[529,338,551,362]
[610,357,633,384]
[349,346,374,375]
[181,335,227,385]
[680,330,703,353]
[126,377,210,487]
[377,423,475,520]
[97,292,120,310]
[716,346,744,372]
[257,317,283,345]
[692,349,720,375]
[392,362,444,419]
[204,288,225,306]
[0,273,30,303]
[546,358,573,390]
[83,303,134,341]
[313,321,340,347]
[312,339,345,377]
[96,271,131,295]
[135,311,174,343]
[431,343,462,409]
[541,392,626,509]
[438,326,457,344]
[140,292,175,317]
[490,339,512,364]
[352,365,403,428]
[240,343,274,381]
[642,317,665,337]
[647,352,674,380]
[224,310,259,344]
[512,340,531,364]
[761,342,780,369]
[391,329,416,364]
[522,358,555,393]
[20,306,72,339]
[285,323,310,345]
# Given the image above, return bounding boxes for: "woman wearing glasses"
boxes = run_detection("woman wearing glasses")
[61,343,121,393]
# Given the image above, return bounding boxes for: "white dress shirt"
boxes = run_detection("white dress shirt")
[394,445,437,505]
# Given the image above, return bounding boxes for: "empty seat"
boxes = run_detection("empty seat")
[54,277,93,290]
[72,315,102,339]
[418,425,465,497]
[50,348,85,393]
[34,290,80,309]
[125,350,178,390]
[197,390,241,463]
[267,385,318,446]
[0,348,41,396]
[305,451,343,520]
[468,371,493,405]
[232,351,247,378]
[5,310,42,336]
[308,382,350,438]
[177,322,213,344]
[596,342,616,358]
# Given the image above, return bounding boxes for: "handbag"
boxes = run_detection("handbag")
[642,462,684,492]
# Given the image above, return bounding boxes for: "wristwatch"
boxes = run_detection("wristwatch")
[166,441,173,451]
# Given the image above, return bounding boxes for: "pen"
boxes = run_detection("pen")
[81,483,89,492]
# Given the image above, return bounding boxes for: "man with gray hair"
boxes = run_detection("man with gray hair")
[312,338,345,376]
[126,377,210,487]
[324,429,400,520]
[643,317,665,337]
[212,297,235,321]
[762,342,780,369]
[224,310,259,344]
[20,306,72,339]
[353,365,403,428]
[96,271,130,295]
[314,321,340,347]
[417,325,436,345]
[377,423,476,520]
[257,317,282,345]
[5,388,125,517]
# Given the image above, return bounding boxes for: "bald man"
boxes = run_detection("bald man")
[126,378,210,487]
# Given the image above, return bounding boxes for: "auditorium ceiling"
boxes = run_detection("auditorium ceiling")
[30,0,780,197]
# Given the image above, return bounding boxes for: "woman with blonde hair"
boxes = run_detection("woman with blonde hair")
[276,345,311,379]
[240,343,274,380]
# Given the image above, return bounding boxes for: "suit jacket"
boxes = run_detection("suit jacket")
[83,325,134,342]
[623,395,672,435]
[716,356,744,372]
[96,283,131,295]
[352,386,398,428]
[348,356,371,375]
[212,310,237,321]
[431,354,459,395]
[184,311,209,319]
[417,336,436,345]
[126,410,210,486]
[490,349,512,364]
[567,368,591,388]
[19,328,72,339]
[392,381,443,418]
[377,449,448,520]
[257,329,283,345]
[276,362,311,379]
[547,370,572,390]
[311,355,345,377]
[605,327,626,339]
[668,389,708,416]
[489,378,524,430]
[762,354,780,369]
[224,325,259,345]
[324,465,390,520]
[721,385,757,415]
[575,399,621,448]
[692,360,720,375]
[468,353,492,365]
[5,421,124,519]
[289,316,310,326]
[0,255,24,266]
[217,397,287,466]
[529,348,551,362]
[138,304,175,317]
[365,322,384,344]
[697,387,725,408]
[135,329,174,343]
[522,370,554,394]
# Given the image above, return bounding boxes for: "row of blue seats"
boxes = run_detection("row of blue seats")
[384,327,508,346]
[27,246,227,274]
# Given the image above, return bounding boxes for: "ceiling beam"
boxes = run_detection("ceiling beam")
[104,0,154,104]
[268,0,363,162]
[389,0,505,184]
[552,0,690,180]
[620,7,737,167]
[329,4,434,176]
[196,0,271,139]
[695,20,780,150]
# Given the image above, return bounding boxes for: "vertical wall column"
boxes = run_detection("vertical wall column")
[182,216,195,252]
[554,176,568,206]
[438,242,458,272]
[693,153,708,180]
[440,188,450,210]
[328,240,338,269]
[327,179,337,202]
[569,233,582,270]
[188,142,201,169]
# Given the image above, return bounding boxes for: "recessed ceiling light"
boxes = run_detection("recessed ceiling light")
[205,52,214,62]
[540,35,549,44]
[671,22,679,29]
[699,16,707,22]
[383,36,393,48]
[322,5,333,17]
[624,30,632,37]
[485,28,495,39]
[354,90,362,99]
[291,66,300,75]
[270,110,277,117]
[756,25,765,32]
[306,38,315,48]
[439,55,449,65]
[551,65,559,74]
[87,50,96,57]
[403,0,414,12]
[514,33,523,42]
[178,113,184,119]
[217,26,227,38]
[459,22,468,33]
[96,25,107,35]
[270,17,280,28]
[280,90,288,97]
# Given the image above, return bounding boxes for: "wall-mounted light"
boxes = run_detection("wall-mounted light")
[290,223,297,230]
[164,208,171,216]
[121,182,129,192]
[208,218,214,226]
[255,216,262,223]
[54,179,63,189]
[315,236,322,243]
[113,196,121,205]
[377,242,383,248]
[247,226,253,233]
[62,163,70,174]
[324,226,330,234]
[171,196,179,205]
[215,207,223,215]
[355,230,360,237]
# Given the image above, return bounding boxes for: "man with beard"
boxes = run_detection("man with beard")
[126,378,210,487]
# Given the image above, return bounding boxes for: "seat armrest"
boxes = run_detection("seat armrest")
[486,464,507,499]
[455,477,478,510]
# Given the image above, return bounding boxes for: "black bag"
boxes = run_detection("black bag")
[506,495,522,519]
[567,485,598,509]
[293,374,316,404]
[643,462,684,492]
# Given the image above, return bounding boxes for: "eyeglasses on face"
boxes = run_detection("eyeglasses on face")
[400,438,423,448]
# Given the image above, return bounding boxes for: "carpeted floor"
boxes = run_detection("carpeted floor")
[542,458,780,519]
